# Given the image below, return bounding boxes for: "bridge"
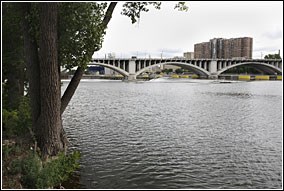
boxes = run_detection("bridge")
[89,58,282,80]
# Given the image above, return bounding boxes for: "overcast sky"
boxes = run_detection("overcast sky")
[94,1,283,59]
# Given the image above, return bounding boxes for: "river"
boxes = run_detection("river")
[61,78,282,189]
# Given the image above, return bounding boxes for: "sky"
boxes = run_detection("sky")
[94,1,283,59]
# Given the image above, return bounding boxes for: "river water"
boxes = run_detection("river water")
[62,78,282,189]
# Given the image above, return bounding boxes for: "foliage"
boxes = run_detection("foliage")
[2,97,31,137]
[3,144,80,189]
[58,3,107,70]
[6,2,109,157]
[174,2,189,11]
[17,97,32,133]
[264,53,281,59]
[223,65,263,74]
[175,68,184,74]
[21,151,81,188]
[2,3,26,110]
[2,109,20,137]
[2,3,24,71]
[23,3,41,45]
[22,2,108,69]
[3,145,16,160]
[10,159,23,175]
[121,2,188,24]
[21,153,42,188]
[162,68,173,74]
[121,2,161,24]
[3,1,191,160]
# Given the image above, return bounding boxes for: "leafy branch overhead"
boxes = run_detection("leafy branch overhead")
[121,2,188,24]
[58,3,107,70]
[174,2,189,12]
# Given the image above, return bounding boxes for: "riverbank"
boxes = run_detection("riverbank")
[2,133,80,189]
[2,134,35,188]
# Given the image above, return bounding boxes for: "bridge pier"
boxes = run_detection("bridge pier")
[208,60,219,79]
[209,60,217,74]
[125,59,137,81]
[126,74,137,81]
[209,74,218,79]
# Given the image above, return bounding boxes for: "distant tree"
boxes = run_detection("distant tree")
[175,68,183,74]
[223,65,263,74]
[264,53,281,59]
[162,68,174,74]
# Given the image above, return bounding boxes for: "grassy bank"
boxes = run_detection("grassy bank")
[2,97,80,189]
[2,134,80,189]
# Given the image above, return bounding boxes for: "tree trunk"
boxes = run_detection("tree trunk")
[21,3,41,133]
[20,2,118,158]
[38,3,67,158]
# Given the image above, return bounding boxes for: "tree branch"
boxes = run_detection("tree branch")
[60,2,117,115]
[102,2,117,28]
[60,66,84,114]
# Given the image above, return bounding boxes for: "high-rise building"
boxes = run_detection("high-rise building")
[194,37,253,59]
[183,52,194,59]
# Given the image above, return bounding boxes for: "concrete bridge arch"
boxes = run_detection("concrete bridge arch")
[217,62,282,75]
[90,58,282,80]
[88,62,129,77]
[136,61,211,77]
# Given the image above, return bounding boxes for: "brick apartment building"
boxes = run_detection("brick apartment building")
[194,37,253,59]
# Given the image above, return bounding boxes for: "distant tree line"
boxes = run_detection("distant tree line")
[264,53,281,59]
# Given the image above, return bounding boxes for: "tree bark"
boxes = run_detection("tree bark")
[60,66,84,114]
[60,2,117,115]
[21,3,41,133]
[38,3,67,158]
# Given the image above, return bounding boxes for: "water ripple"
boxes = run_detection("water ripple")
[62,79,282,189]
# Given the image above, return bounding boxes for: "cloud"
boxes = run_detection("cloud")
[254,46,280,52]
[95,2,283,60]
[253,45,282,59]
[262,29,283,40]
[157,48,182,54]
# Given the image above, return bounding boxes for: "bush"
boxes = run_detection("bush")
[2,109,19,136]
[2,96,31,137]
[21,151,81,188]
[10,159,23,175]
[2,145,14,159]
[17,97,31,133]
[21,153,42,188]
